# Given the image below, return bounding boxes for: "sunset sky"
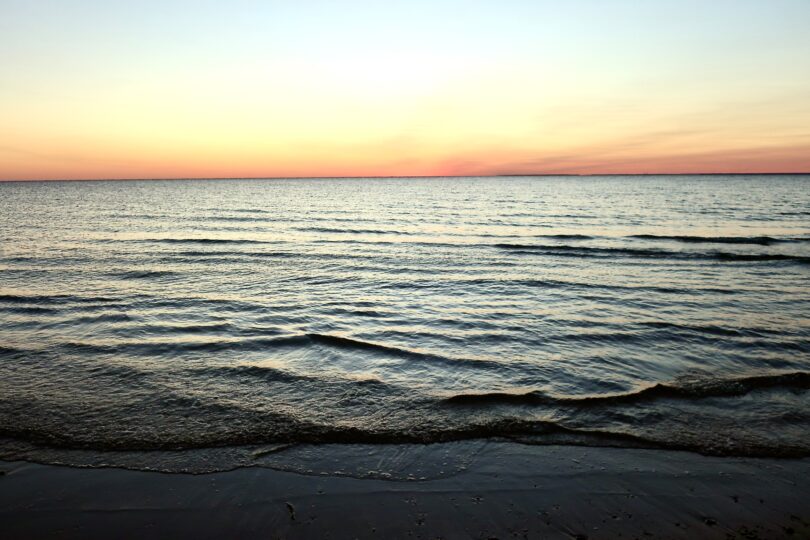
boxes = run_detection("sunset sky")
[1,0,809,180]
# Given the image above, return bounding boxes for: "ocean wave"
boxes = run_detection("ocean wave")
[638,320,781,338]
[305,333,502,369]
[0,412,624,452]
[0,305,61,315]
[443,371,810,407]
[494,243,810,263]
[164,250,297,260]
[56,335,310,356]
[48,332,495,367]
[193,364,394,392]
[222,208,271,214]
[532,234,594,240]
[109,270,179,279]
[192,364,318,384]
[1,255,41,263]
[628,234,787,245]
[0,293,118,305]
[51,313,134,325]
[160,250,296,261]
[295,226,411,235]
[131,322,235,335]
[205,216,270,222]
[313,238,463,249]
[141,238,276,245]
[386,276,736,295]
[518,278,736,295]
[4,407,804,459]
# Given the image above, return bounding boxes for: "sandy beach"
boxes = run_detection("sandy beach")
[2,442,808,539]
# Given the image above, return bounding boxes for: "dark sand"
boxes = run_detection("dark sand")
[1,442,808,539]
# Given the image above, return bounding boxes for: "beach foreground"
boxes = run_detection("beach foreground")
[2,442,808,539]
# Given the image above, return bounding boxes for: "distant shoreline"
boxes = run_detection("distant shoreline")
[1,172,809,183]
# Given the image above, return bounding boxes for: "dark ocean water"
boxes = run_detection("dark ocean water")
[1,176,809,471]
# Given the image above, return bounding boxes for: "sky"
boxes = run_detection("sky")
[1,0,809,180]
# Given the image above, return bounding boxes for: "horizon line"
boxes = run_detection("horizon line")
[1,172,809,183]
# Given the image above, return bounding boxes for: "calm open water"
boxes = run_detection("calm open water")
[1,176,809,471]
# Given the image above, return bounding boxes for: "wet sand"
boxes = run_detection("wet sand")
[1,443,808,539]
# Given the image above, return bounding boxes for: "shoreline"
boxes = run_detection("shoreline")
[2,442,808,539]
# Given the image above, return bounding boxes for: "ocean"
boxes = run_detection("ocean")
[1,175,808,472]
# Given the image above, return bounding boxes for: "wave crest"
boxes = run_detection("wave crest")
[443,371,810,406]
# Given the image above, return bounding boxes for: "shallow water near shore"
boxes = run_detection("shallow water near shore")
[1,175,809,471]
